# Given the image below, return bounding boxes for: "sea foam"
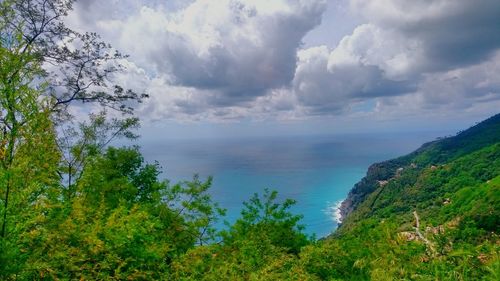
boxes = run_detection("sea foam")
[324,200,344,225]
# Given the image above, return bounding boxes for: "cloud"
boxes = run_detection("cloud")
[416,50,500,108]
[68,0,326,106]
[369,49,500,121]
[66,0,500,122]
[157,0,325,103]
[292,31,417,114]
[289,0,500,116]
[351,0,500,71]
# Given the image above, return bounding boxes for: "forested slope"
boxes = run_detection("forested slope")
[339,113,500,220]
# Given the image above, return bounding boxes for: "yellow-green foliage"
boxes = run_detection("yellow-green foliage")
[166,142,500,280]
[1,116,499,280]
[0,4,499,276]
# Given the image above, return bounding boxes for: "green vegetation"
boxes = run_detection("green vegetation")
[1,1,499,280]
[339,113,500,219]
[167,141,500,280]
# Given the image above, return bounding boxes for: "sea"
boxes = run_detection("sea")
[140,132,443,238]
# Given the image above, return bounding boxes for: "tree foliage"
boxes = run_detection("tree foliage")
[0,0,148,116]
[0,0,499,280]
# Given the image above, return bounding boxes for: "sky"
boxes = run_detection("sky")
[66,0,500,140]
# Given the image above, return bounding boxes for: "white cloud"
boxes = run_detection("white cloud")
[286,0,500,117]
[64,0,330,121]
[65,0,500,123]
[328,24,424,79]
[69,0,326,101]
[292,39,415,114]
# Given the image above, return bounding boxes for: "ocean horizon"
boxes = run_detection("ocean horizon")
[140,131,447,238]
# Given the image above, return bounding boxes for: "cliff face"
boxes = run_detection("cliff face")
[338,113,500,225]
[339,160,406,220]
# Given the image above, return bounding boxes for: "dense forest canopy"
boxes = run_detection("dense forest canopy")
[0,0,499,280]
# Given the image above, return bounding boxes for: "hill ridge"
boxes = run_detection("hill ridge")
[339,113,500,223]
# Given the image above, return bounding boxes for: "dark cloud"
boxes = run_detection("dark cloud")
[290,0,500,116]
[68,0,500,121]
[353,0,500,71]
[150,0,326,104]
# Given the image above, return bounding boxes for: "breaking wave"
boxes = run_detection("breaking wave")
[324,200,344,225]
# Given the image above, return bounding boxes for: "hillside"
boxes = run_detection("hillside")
[168,113,500,280]
[339,113,500,221]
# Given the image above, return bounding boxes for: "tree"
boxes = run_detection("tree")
[21,146,225,279]
[164,175,226,246]
[0,0,148,192]
[0,24,61,277]
[0,0,147,116]
[170,190,310,280]
[0,10,53,238]
[56,111,139,194]
[222,189,309,253]
[0,1,147,277]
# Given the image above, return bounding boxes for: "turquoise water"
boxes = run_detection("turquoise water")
[140,133,438,237]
